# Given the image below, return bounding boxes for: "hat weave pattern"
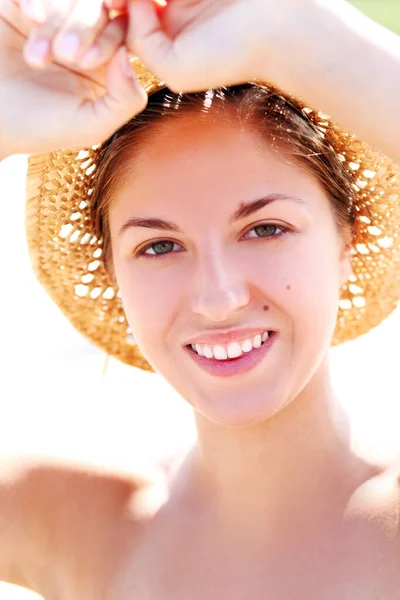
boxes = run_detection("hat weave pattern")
[26,63,400,369]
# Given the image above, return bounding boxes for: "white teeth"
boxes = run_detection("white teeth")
[213,345,228,360]
[252,334,262,349]
[191,331,271,360]
[241,339,253,353]
[203,345,214,359]
[227,342,243,359]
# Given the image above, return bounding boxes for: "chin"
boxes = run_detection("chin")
[185,380,292,428]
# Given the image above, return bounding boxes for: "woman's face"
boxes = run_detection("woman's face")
[109,110,352,426]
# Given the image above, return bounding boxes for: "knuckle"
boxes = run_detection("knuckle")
[28,21,55,38]
[165,73,185,93]
[59,19,100,38]
[168,81,182,94]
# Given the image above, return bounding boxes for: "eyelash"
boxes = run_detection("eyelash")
[136,222,290,259]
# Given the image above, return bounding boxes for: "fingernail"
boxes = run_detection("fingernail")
[24,37,50,66]
[54,33,80,62]
[80,46,100,70]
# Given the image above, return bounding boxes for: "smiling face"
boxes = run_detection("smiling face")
[108,110,352,427]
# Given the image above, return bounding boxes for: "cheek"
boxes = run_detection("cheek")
[115,261,186,352]
[248,234,341,334]
[284,238,341,341]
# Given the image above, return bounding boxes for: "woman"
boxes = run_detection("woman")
[1,0,400,597]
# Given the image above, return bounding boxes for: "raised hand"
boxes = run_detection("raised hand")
[0,0,147,156]
[20,0,127,70]
[125,0,303,92]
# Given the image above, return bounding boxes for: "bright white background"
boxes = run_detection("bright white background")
[0,155,399,599]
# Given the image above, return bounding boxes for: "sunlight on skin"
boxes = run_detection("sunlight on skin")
[0,152,399,600]
[0,582,43,599]
[0,155,399,461]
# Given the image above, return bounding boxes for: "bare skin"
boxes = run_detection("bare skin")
[2,109,400,600]
[0,0,400,598]
[0,0,147,154]
[1,0,400,160]
[2,421,399,599]
[107,110,400,600]
[113,459,400,600]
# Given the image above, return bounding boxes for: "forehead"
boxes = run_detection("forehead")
[110,110,327,222]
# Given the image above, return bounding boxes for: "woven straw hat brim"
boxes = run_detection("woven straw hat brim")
[25,60,400,369]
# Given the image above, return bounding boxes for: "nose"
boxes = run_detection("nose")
[189,249,250,322]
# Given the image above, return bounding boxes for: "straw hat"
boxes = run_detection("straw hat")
[25,59,400,370]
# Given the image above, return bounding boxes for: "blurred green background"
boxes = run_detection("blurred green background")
[350,0,400,32]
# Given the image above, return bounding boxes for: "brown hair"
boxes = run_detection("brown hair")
[90,83,357,278]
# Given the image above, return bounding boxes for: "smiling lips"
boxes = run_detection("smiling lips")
[190,331,270,361]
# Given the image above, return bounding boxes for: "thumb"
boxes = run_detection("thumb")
[127,0,177,85]
[76,46,148,146]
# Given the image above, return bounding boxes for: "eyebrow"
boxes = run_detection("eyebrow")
[118,193,307,238]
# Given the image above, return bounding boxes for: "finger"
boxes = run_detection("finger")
[76,46,148,146]
[20,0,49,24]
[79,15,127,71]
[52,0,109,64]
[25,0,76,30]
[128,0,239,92]
[127,0,175,81]
[23,26,52,68]
[0,0,38,39]
[23,0,77,68]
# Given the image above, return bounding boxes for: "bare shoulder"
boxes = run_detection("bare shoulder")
[344,452,400,541]
[0,455,167,597]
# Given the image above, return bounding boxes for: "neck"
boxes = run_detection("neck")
[181,357,368,542]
